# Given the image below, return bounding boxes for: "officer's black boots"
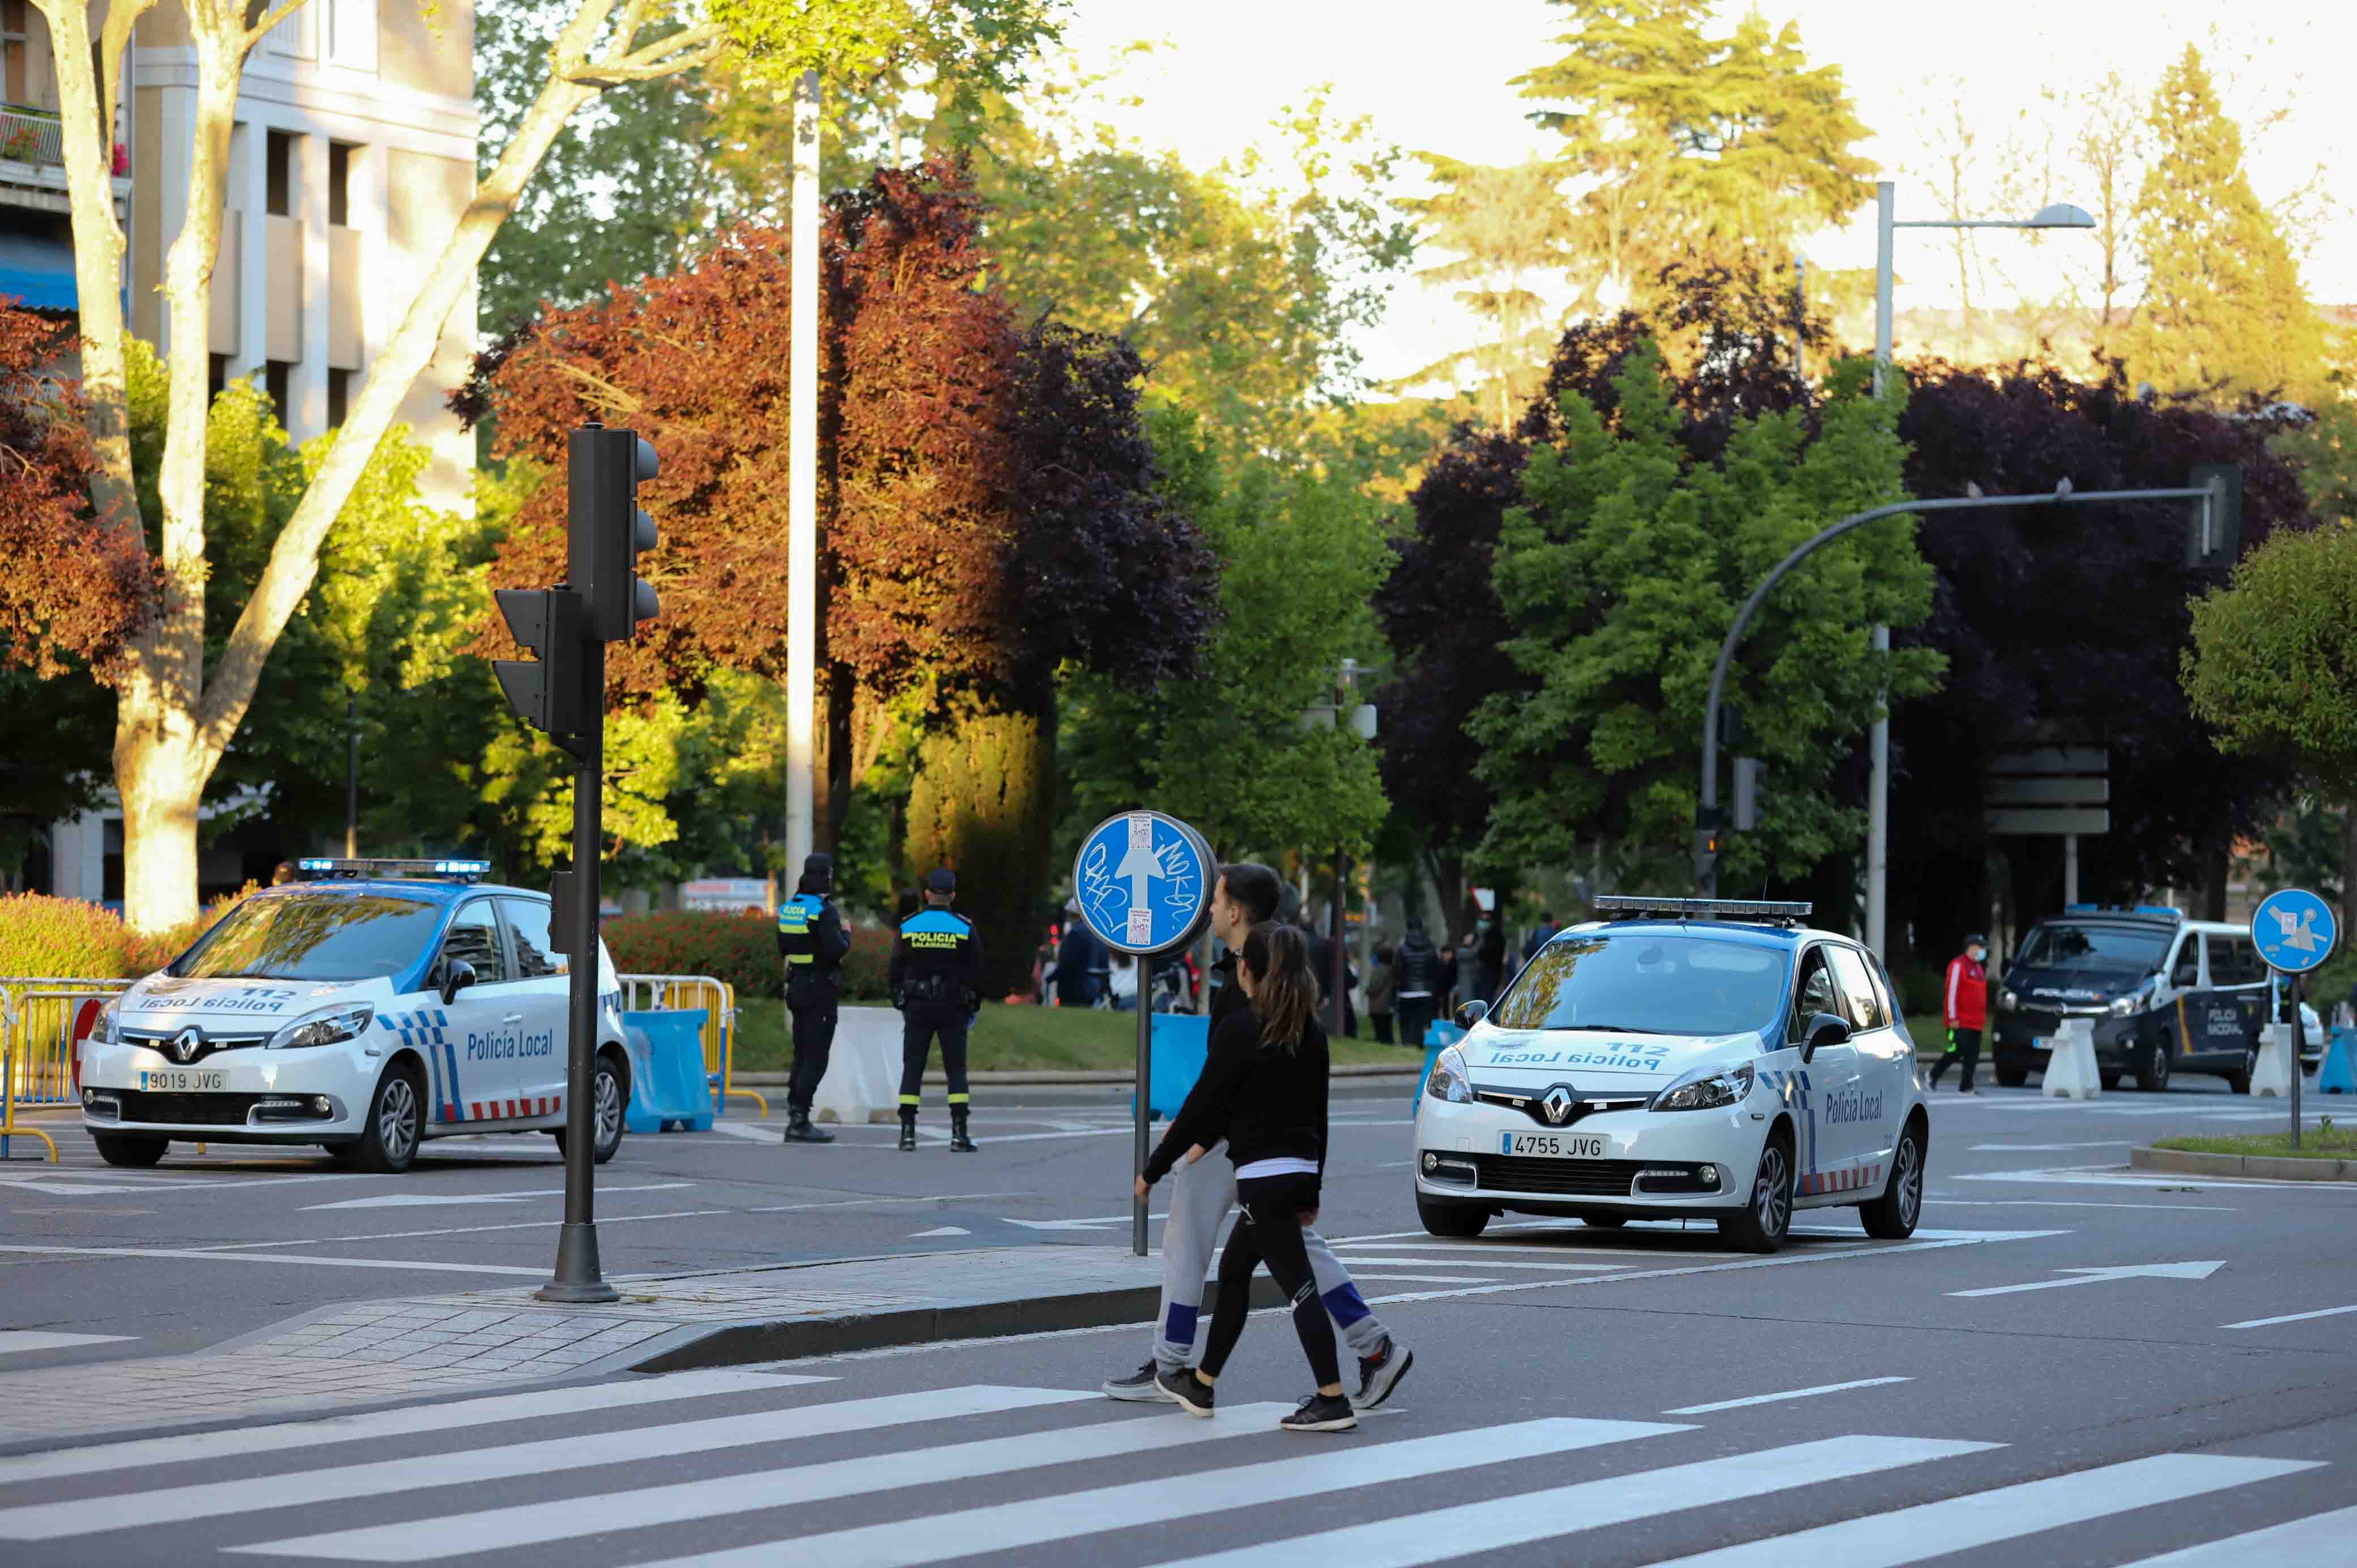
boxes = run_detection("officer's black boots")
[950,1107,978,1153]
[897,1110,918,1152]
[783,1109,835,1144]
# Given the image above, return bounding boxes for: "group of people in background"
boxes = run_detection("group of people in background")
[1360,908,1563,1047]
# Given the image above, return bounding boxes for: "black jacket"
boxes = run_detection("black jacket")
[890,906,985,1015]
[1144,1006,1329,1183]
[1393,936,1439,998]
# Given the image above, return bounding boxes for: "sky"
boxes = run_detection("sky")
[1058,0,2356,389]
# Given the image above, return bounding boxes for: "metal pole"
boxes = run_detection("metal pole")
[344,693,359,858]
[782,68,820,881]
[1133,977,1150,1257]
[1331,849,1348,1038]
[2290,974,2305,1152]
[1873,181,1895,399]
[2063,833,2079,906]
[1866,182,1896,956]
[541,640,616,1304]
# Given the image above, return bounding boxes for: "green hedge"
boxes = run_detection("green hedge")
[600,909,896,1003]
[0,890,246,982]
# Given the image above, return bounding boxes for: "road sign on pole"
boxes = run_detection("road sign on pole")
[1073,811,1214,1256]
[2253,887,2337,1152]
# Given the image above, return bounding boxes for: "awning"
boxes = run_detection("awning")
[0,225,76,312]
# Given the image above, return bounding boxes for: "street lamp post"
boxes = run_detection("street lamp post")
[1862,182,2094,956]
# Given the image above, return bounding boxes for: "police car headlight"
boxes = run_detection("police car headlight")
[89,999,121,1046]
[267,1004,376,1050]
[2105,983,2150,1019]
[1425,1045,1474,1105]
[1999,988,2019,1012]
[1651,1062,1755,1113]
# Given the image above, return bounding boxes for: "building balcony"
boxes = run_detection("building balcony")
[0,104,62,166]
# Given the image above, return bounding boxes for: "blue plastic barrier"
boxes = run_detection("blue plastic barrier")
[621,1009,716,1133]
[1409,1022,1467,1110]
[2321,1027,2357,1095]
[1140,1012,1212,1121]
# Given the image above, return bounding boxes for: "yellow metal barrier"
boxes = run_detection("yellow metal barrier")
[617,973,764,1119]
[1,976,133,1162]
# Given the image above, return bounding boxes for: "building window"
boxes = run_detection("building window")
[264,359,290,419]
[2,1,26,106]
[209,353,229,403]
[266,130,293,218]
[327,142,351,227]
[327,367,350,429]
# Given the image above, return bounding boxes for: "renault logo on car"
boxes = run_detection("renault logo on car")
[1541,1086,1576,1125]
[170,1028,204,1063]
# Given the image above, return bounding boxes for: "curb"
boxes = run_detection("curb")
[734,1064,1423,1089]
[2130,1145,2357,1182]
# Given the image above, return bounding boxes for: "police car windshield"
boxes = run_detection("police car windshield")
[2015,923,2169,974]
[1490,935,1786,1037]
[172,893,444,982]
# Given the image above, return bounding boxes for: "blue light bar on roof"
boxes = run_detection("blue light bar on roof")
[295,858,492,883]
[1592,894,1813,924]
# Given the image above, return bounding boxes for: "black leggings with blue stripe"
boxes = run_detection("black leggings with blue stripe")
[1201,1173,1339,1388]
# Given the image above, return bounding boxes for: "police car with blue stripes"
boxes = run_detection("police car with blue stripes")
[77,859,629,1174]
[1414,897,1929,1252]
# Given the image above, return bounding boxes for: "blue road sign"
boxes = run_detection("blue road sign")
[1072,811,1212,956]
[2252,887,2338,975]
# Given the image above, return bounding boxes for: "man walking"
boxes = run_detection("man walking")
[1102,860,1413,1411]
[1930,932,1989,1094]
[1393,919,1440,1050]
[777,853,852,1143]
[892,867,985,1151]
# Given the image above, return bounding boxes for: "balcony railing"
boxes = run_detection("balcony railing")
[0,105,62,169]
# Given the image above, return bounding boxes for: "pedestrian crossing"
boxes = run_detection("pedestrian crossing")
[0,1372,2339,1565]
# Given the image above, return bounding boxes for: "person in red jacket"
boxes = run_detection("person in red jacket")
[1930,932,1989,1094]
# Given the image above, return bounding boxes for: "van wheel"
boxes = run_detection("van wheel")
[555,1051,626,1164]
[2100,1072,2122,1091]
[93,1132,167,1168]
[2228,1046,2256,1094]
[1719,1129,1794,1254]
[2135,1037,2172,1093]
[1860,1119,1926,1240]
[1416,1192,1489,1238]
[352,1064,425,1174]
[1582,1215,1628,1229]
[1995,1063,2028,1089]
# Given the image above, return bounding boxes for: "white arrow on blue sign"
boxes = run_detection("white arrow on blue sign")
[2252,887,2338,975]
[1072,810,1212,957]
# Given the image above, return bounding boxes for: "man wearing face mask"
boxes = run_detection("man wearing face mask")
[1930,932,1989,1094]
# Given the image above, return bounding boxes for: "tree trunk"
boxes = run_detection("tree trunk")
[2340,800,2357,923]
[902,693,1055,999]
[114,687,207,930]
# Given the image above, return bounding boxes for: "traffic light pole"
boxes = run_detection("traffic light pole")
[540,636,616,1304]
[1696,481,2217,909]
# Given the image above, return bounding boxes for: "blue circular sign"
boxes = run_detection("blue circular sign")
[1071,811,1213,956]
[2252,887,2338,975]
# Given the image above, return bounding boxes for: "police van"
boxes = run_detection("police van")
[1989,905,2268,1093]
[78,859,630,1173]
[1414,897,1929,1253]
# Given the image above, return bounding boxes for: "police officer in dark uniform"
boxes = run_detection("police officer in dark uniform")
[777,853,852,1144]
[891,867,985,1153]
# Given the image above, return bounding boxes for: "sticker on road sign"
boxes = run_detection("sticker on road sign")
[1073,809,1212,956]
[2252,887,2338,975]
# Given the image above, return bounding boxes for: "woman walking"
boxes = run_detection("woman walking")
[1137,923,1355,1433]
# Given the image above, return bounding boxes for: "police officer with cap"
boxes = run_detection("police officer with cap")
[777,853,852,1143]
[891,866,985,1153]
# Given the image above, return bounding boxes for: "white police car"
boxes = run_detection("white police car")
[78,859,630,1174]
[1414,897,1929,1252]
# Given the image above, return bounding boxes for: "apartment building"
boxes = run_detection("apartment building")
[0,0,479,512]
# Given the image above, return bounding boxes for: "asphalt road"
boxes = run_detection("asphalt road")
[5,1075,2356,1565]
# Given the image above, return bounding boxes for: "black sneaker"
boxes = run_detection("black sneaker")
[1103,1362,1173,1403]
[1352,1339,1414,1411]
[1157,1365,1214,1417]
[1282,1392,1357,1433]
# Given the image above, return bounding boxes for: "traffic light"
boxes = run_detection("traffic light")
[569,424,661,641]
[492,586,588,739]
[1732,756,1763,833]
[1694,806,1726,890]
[2186,462,2242,568]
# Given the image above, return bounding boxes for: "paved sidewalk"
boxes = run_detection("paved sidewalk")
[0,1246,1167,1450]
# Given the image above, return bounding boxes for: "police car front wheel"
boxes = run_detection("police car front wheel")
[93,1131,167,1169]
[352,1064,425,1174]
[1416,1192,1489,1239]
[1718,1128,1794,1254]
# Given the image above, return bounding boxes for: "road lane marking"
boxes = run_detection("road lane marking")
[0,1386,1090,1540]
[1662,1377,1912,1414]
[303,1182,695,1211]
[624,1417,1690,1568]
[1638,1453,2322,1567]
[701,1119,784,1143]
[1949,1260,2224,1297]
[0,1370,827,1485]
[2223,1302,2357,1329]
[1328,1256,1632,1272]
[1927,1199,2236,1211]
[236,1402,1298,1562]
[0,1244,546,1276]
[1137,1437,1992,1568]
[0,1330,134,1354]
[2111,1503,2357,1563]
[1967,1142,2131,1151]
[1954,1168,2340,1191]
[1339,1272,1499,1284]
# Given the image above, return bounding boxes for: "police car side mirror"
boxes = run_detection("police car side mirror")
[1454,999,1488,1029]
[1801,1011,1850,1063]
[441,960,477,1007]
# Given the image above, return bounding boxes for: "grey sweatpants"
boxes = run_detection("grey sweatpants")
[1152,1141,1390,1371]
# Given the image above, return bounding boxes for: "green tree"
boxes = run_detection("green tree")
[1398,156,1580,429]
[2271,402,2357,523]
[1476,344,1938,888]
[2126,46,2329,404]
[2184,523,2357,914]
[1515,0,1873,313]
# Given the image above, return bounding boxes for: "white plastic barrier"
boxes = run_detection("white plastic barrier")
[811,1005,903,1124]
[2252,1022,2296,1098]
[2042,1016,2103,1099]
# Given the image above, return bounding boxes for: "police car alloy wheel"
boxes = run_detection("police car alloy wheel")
[1718,1130,1793,1254]
[2136,1038,2172,1093]
[354,1066,424,1174]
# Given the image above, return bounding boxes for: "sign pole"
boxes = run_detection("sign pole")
[542,641,616,1304]
[2289,973,2304,1152]
[1133,992,1151,1257]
